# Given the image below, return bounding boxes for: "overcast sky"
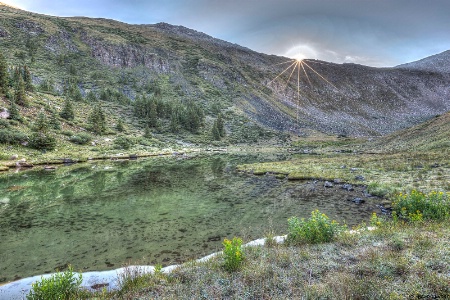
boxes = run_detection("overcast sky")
[2,0,450,67]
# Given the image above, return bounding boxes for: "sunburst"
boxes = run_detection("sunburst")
[268,58,338,135]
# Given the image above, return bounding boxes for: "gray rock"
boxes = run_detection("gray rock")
[355,175,365,181]
[333,178,342,184]
[342,184,354,191]
[352,198,365,204]
[324,181,334,188]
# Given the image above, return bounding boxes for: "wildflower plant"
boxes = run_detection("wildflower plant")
[27,265,82,300]
[393,190,449,221]
[222,237,244,271]
[287,210,346,245]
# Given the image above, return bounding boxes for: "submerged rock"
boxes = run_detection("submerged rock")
[342,184,354,191]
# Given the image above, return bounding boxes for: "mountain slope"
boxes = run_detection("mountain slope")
[368,111,450,152]
[1,3,450,137]
[396,50,450,73]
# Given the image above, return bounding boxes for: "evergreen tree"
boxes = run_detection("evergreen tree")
[116,118,125,132]
[60,97,75,120]
[89,103,106,135]
[14,75,28,106]
[86,90,97,102]
[144,125,152,139]
[0,52,8,95]
[217,113,225,137]
[148,98,158,127]
[23,65,33,92]
[8,100,22,122]
[212,120,221,140]
[49,110,61,130]
[33,111,49,132]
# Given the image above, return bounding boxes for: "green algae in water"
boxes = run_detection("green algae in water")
[0,154,381,282]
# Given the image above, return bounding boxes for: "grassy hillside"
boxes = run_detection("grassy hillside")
[1,3,450,138]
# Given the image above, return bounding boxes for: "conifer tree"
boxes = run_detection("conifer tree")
[8,100,22,122]
[23,65,33,92]
[0,52,8,95]
[49,110,61,130]
[89,103,106,135]
[148,98,158,127]
[212,120,221,140]
[116,118,125,132]
[14,75,28,106]
[60,97,75,120]
[217,113,225,137]
[144,125,152,139]
[33,111,49,132]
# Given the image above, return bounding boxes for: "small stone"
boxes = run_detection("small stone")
[10,154,19,160]
[342,184,354,191]
[340,165,347,169]
[355,175,365,181]
[352,198,365,204]
[324,181,334,188]
[350,168,358,172]
[333,178,342,184]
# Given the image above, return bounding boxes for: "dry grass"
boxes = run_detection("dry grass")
[101,221,449,300]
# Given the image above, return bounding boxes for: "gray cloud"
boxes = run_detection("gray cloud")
[4,0,450,66]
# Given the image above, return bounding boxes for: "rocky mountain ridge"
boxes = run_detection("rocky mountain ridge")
[1,3,449,137]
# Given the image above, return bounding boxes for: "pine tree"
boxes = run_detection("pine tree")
[0,52,8,95]
[60,97,75,120]
[212,120,221,140]
[144,125,152,139]
[89,103,106,135]
[217,113,225,137]
[33,111,49,132]
[116,118,125,132]
[148,98,158,127]
[14,75,28,106]
[23,65,33,92]
[86,90,97,102]
[49,110,61,130]
[8,100,22,122]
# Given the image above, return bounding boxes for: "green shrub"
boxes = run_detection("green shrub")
[0,129,28,145]
[0,119,9,129]
[114,135,134,150]
[61,130,74,137]
[69,132,92,145]
[368,182,396,197]
[392,190,449,221]
[29,132,56,150]
[222,237,244,272]
[287,210,346,245]
[27,266,82,300]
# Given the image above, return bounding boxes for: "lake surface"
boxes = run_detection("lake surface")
[0,153,381,282]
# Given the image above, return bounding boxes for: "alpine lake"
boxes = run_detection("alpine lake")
[0,151,383,282]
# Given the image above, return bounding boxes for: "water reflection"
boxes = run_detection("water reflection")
[0,154,380,282]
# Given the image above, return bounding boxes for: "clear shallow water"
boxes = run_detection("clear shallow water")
[0,153,380,282]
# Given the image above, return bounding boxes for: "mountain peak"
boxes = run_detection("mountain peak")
[396,50,450,73]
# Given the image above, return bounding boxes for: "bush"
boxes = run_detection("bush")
[69,132,92,145]
[29,132,56,150]
[27,266,82,300]
[114,135,134,150]
[287,210,346,245]
[0,129,28,145]
[392,190,449,221]
[223,237,244,271]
